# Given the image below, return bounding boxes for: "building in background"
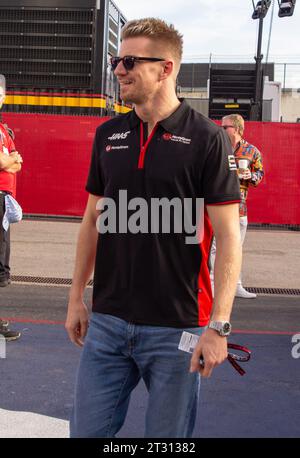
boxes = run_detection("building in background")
[178,62,299,122]
[0,0,128,116]
[1,1,298,121]
[0,1,299,222]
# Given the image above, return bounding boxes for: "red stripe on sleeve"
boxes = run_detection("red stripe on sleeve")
[206,200,240,206]
[197,209,214,326]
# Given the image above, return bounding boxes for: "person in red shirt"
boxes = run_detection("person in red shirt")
[0,75,22,341]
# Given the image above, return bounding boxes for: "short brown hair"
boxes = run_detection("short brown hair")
[222,114,245,136]
[121,18,183,67]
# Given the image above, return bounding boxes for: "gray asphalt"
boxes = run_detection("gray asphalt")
[1,283,300,438]
[0,221,299,437]
[1,283,299,332]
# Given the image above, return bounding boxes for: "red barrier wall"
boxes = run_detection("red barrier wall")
[2,113,300,224]
[238,121,300,225]
[2,113,109,217]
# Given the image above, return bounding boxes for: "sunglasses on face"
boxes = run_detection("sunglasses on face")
[110,55,165,71]
[222,125,235,130]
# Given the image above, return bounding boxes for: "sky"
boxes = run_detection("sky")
[115,0,300,86]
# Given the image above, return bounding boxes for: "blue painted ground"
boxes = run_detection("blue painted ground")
[0,323,299,437]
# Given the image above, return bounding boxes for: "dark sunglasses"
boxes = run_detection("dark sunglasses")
[222,125,235,130]
[200,343,251,376]
[110,55,165,71]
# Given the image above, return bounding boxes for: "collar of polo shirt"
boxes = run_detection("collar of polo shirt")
[128,98,190,135]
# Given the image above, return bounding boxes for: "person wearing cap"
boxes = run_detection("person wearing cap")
[210,113,264,299]
[0,74,22,341]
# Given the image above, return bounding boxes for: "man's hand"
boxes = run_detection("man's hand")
[2,151,23,173]
[65,297,89,347]
[11,151,23,163]
[189,328,228,378]
[64,195,100,347]
[0,151,22,170]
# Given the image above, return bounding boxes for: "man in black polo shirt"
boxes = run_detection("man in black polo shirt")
[66,18,242,438]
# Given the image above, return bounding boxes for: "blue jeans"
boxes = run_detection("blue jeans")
[70,312,205,438]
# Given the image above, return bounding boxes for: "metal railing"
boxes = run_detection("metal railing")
[274,63,300,89]
[182,56,300,89]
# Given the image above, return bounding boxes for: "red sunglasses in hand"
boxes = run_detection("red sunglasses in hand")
[227,343,251,376]
[199,343,251,376]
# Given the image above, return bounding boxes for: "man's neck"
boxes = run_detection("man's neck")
[232,136,243,150]
[135,91,181,134]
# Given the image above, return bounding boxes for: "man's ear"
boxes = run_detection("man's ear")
[160,61,174,80]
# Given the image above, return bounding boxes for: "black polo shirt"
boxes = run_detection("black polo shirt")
[86,99,240,327]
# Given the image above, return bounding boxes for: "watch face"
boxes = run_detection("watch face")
[222,322,231,335]
[209,321,231,336]
[223,323,231,333]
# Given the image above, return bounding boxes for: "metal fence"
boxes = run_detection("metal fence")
[182,56,300,89]
[274,63,300,89]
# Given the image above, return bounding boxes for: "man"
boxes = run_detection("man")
[66,18,242,438]
[210,114,264,299]
[0,74,22,341]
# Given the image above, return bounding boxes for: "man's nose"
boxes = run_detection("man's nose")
[114,60,128,76]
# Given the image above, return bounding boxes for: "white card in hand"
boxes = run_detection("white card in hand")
[178,331,200,354]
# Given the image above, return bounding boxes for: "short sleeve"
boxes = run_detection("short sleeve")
[7,132,16,153]
[0,123,15,152]
[201,129,241,205]
[250,147,264,187]
[85,127,105,196]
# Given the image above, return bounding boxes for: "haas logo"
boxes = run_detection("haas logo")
[108,131,130,141]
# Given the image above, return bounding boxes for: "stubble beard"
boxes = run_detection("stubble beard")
[120,90,145,106]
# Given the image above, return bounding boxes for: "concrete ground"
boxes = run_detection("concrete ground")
[9,219,300,288]
[0,220,299,438]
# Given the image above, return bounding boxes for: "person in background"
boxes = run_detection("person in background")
[210,113,264,299]
[0,74,22,341]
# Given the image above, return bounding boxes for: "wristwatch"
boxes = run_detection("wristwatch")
[208,320,232,337]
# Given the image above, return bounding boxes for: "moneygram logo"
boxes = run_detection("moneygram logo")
[106,145,129,151]
[162,133,191,145]
[96,190,204,244]
[291,334,300,359]
[163,133,172,141]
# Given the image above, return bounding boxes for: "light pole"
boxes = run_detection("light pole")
[251,0,297,120]
[253,14,264,120]
[251,1,271,120]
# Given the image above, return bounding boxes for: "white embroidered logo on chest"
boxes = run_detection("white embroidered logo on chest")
[108,131,131,141]
[163,133,191,145]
